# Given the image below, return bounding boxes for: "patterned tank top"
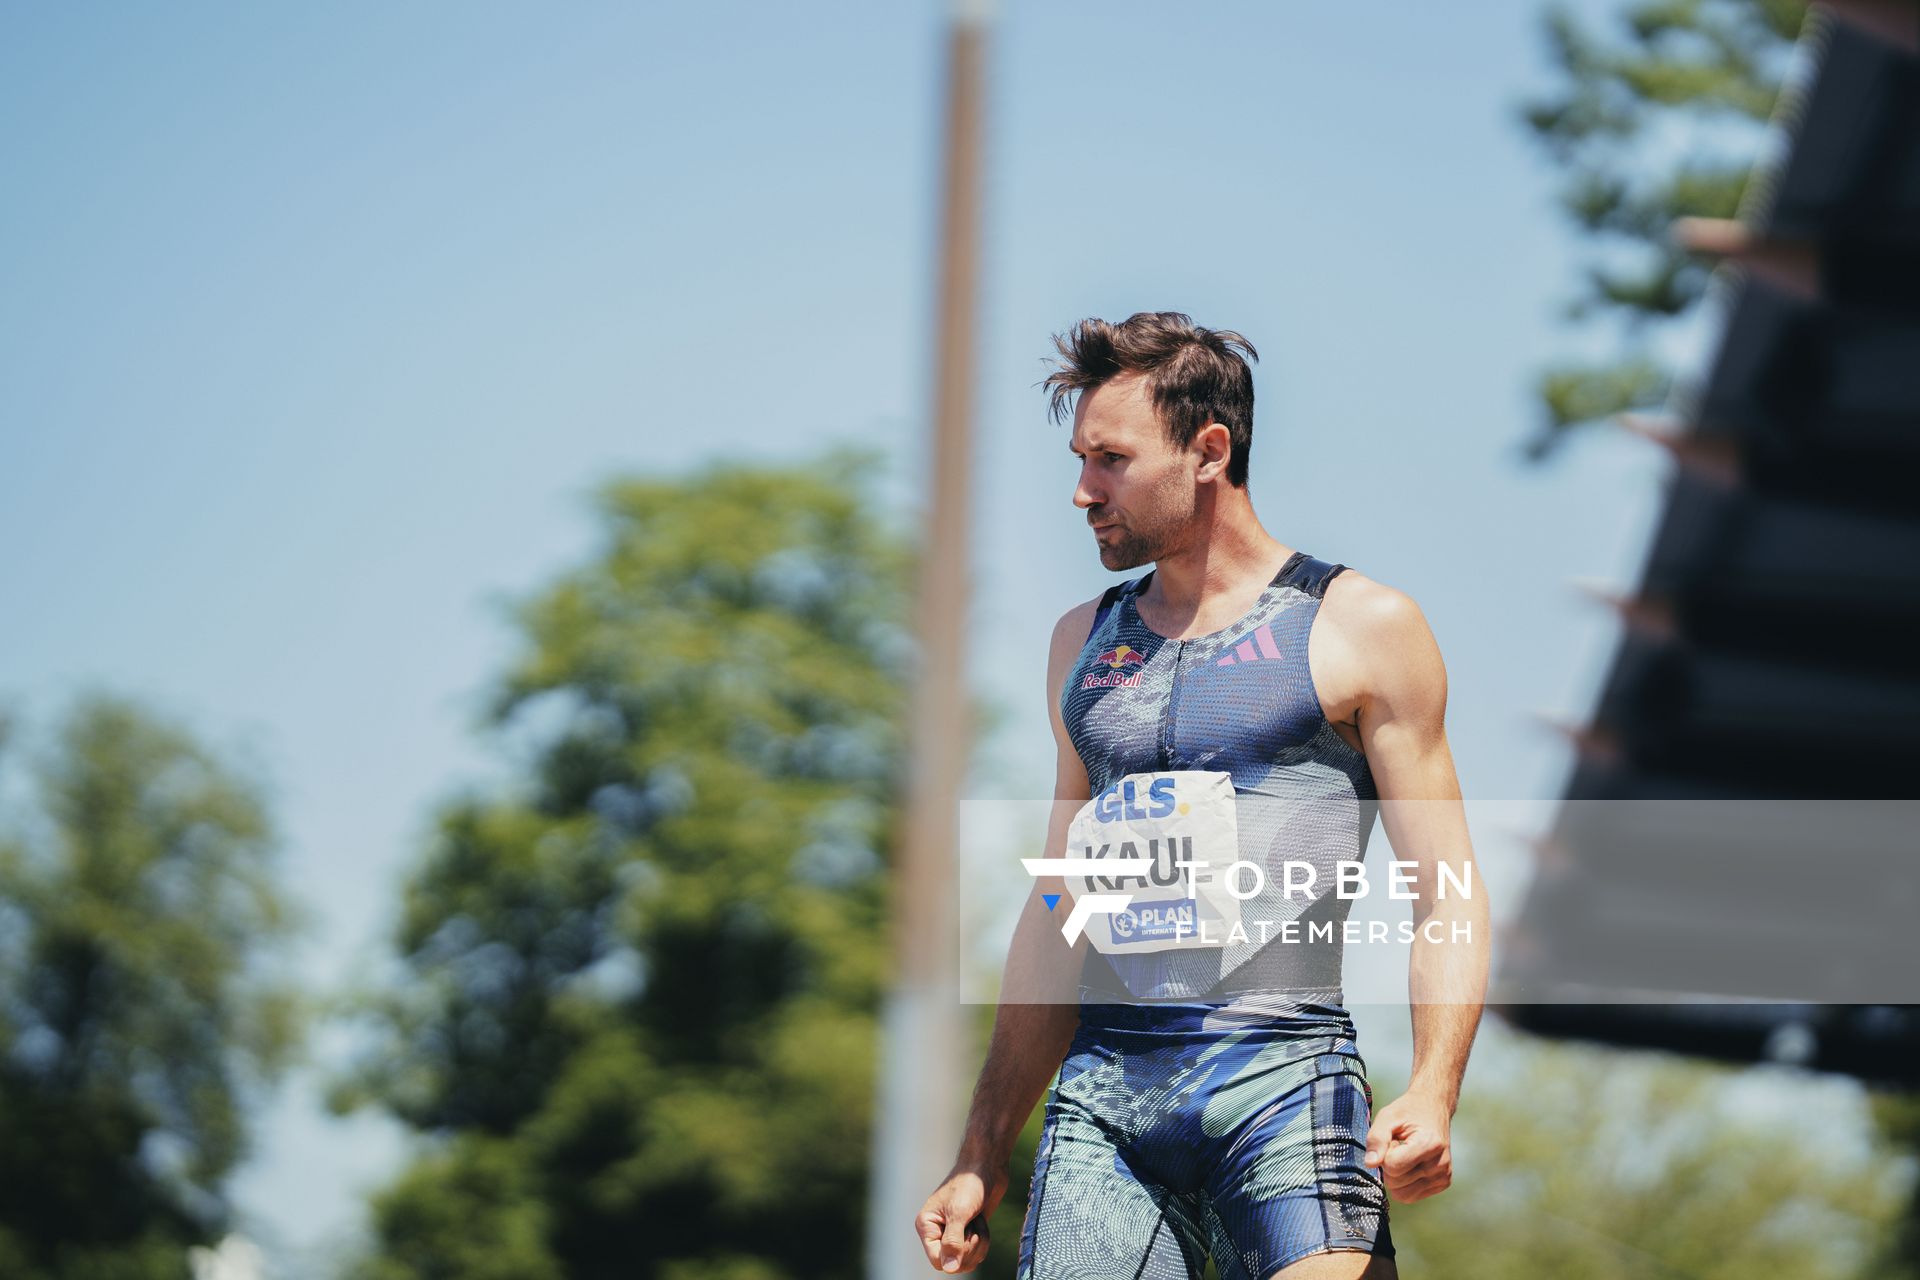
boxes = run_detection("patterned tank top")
[1061,550,1380,1005]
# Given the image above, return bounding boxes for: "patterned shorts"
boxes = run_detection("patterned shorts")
[1015,998,1394,1280]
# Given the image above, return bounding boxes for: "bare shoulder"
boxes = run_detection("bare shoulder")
[1320,569,1434,645]
[1046,595,1104,791]
[1047,594,1104,687]
[1052,593,1103,646]
[1317,568,1448,723]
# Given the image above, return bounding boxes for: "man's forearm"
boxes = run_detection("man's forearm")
[953,887,1082,1172]
[1405,892,1490,1113]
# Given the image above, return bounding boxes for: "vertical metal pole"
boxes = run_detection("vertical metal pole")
[868,4,989,1278]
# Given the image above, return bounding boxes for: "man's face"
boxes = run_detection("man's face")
[1069,372,1201,572]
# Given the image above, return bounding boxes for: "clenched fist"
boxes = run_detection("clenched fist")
[914,1164,1007,1274]
[1363,1089,1455,1203]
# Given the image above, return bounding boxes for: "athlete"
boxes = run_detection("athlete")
[915,312,1490,1278]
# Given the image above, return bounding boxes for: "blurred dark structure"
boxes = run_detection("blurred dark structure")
[1495,0,1920,1085]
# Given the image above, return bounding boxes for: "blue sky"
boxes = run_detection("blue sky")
[2,0,1719,1270]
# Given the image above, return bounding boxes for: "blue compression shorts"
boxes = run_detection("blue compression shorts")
[1015,999,1395,1280]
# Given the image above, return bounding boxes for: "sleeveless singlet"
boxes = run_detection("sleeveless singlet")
[1059,550,1380,1005]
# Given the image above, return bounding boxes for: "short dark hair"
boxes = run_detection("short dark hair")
[1042,311,1260,488]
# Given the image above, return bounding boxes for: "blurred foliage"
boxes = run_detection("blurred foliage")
[1867,1091,1920,1278]
[1521,0,1810,457]
[1383,1025,1914,1278]
[0,693,305,1279]
[333,448,917,1279]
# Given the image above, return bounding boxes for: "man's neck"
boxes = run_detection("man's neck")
[1142,498,1293,620]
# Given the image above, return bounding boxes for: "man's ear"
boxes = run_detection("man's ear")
[1194,422,1232,481]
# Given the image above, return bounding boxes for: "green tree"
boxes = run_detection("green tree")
[335,449,916,1279]
[1866,1091,1920,1279]
[1375,1025,1911,1279]
[0,693,304,1279]
[1521,0,1809,457]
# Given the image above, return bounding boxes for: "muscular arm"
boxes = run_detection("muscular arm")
[954,601,1093,1164]
[917,601,1096,1272]
[1335,579,1489,1200]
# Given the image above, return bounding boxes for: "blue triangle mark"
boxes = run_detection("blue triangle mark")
[1042,894,1061,912]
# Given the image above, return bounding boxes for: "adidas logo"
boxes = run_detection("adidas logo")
[1215,623,1283,666]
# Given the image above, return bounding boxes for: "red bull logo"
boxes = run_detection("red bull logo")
[1083,644,1147,688]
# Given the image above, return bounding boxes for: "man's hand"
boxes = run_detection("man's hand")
[1363,1089,1454,1203]
[915,1164,1006,1273]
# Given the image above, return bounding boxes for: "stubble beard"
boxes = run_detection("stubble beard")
[1098,525,1159,571]
[1095,485,1195,572]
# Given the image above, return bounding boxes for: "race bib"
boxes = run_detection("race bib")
[1065,770,1243,953]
